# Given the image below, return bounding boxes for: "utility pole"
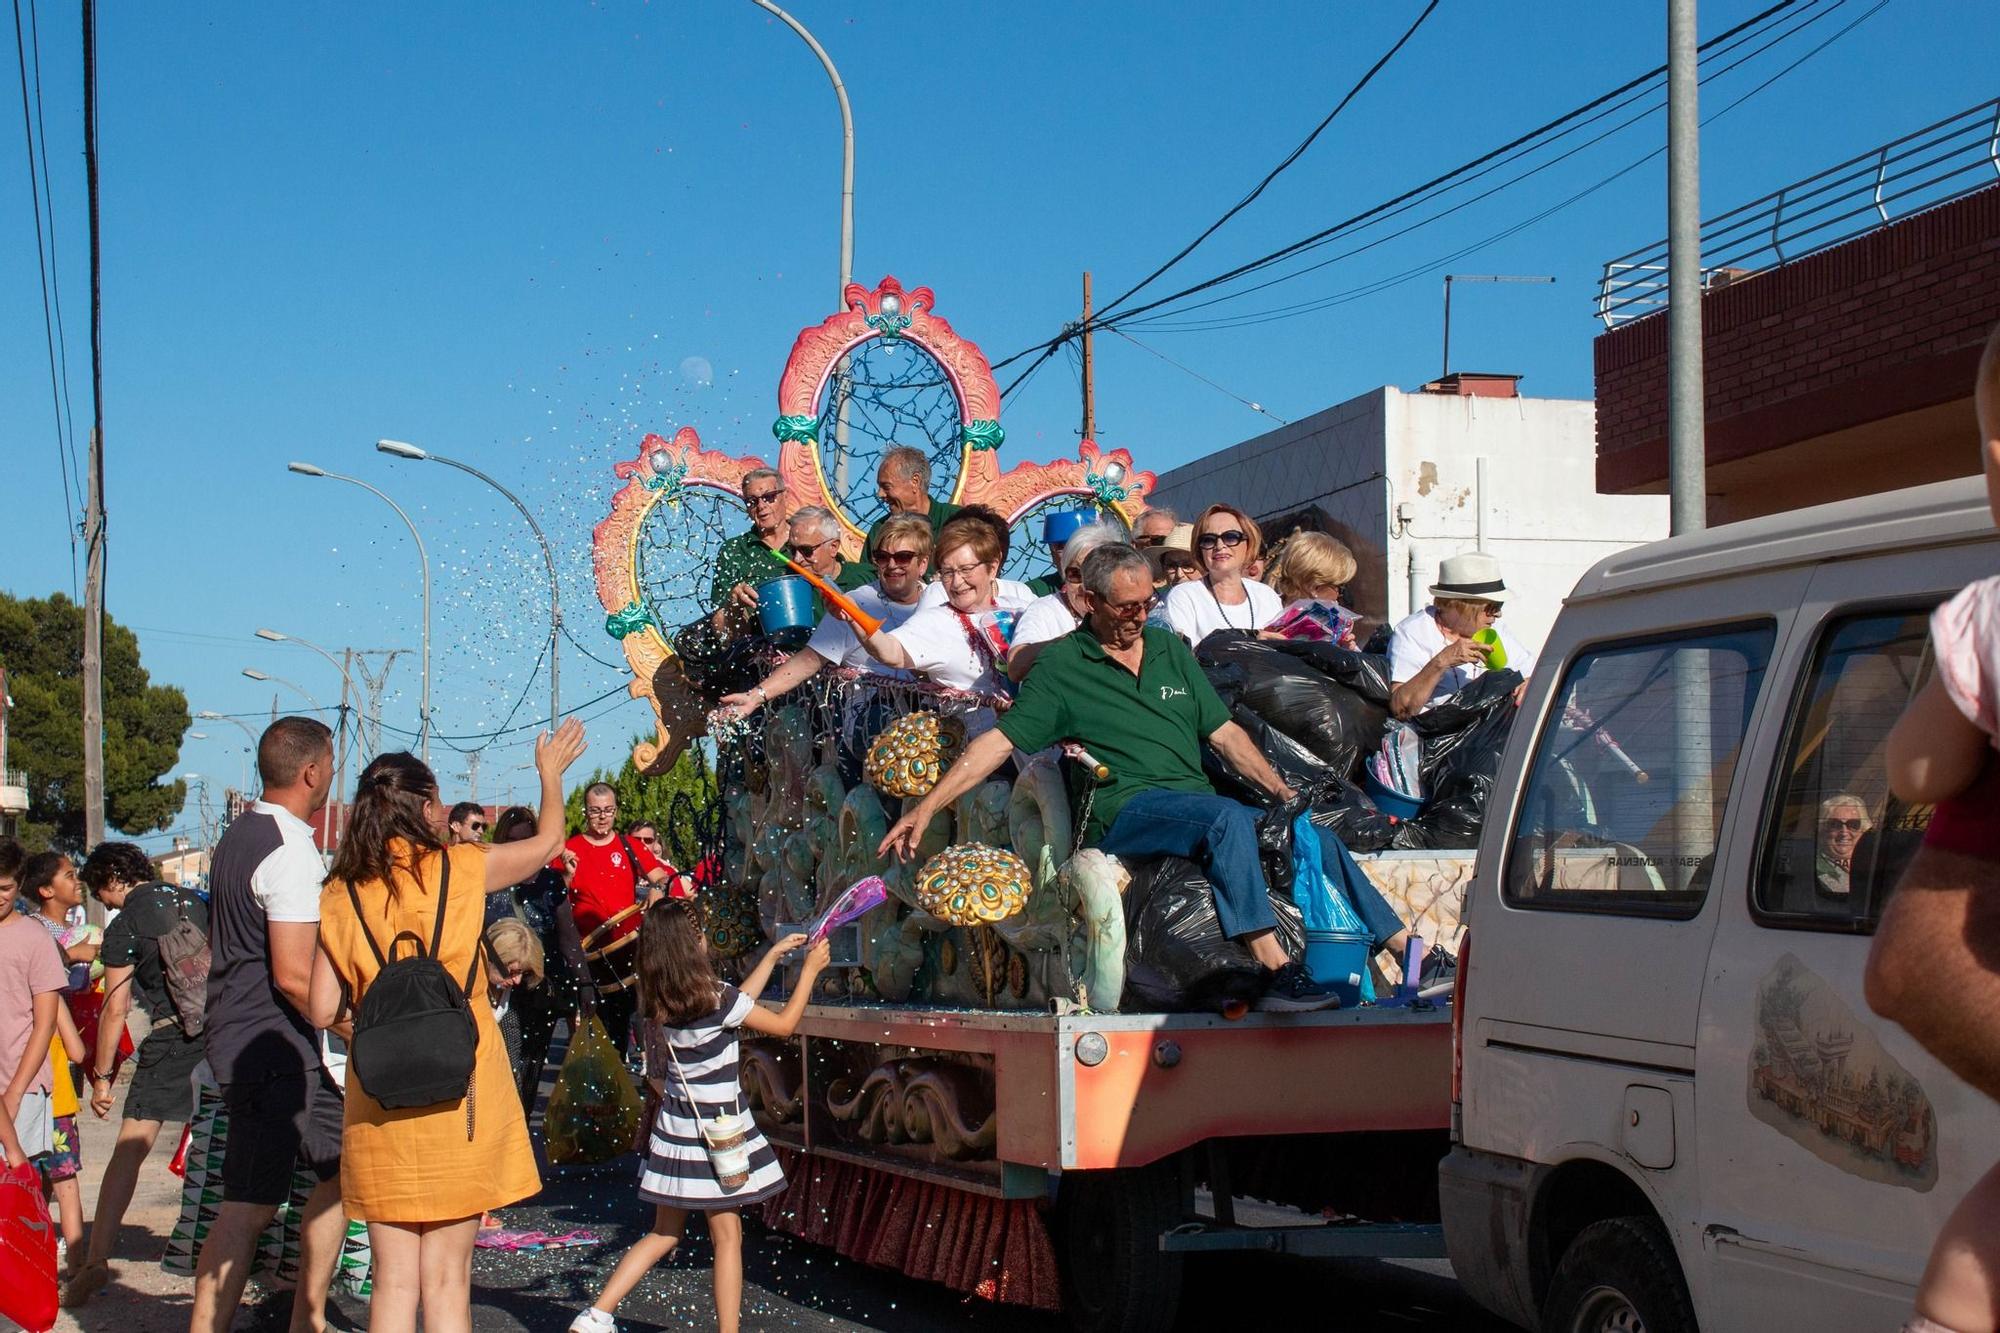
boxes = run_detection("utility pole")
[1081,271,1096,441]
[464,751,481,803]
[81,0,106,864]
[1666,0,1706,535]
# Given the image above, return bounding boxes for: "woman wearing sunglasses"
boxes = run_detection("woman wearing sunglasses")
[1163,503,1283,649]
[717,514,933,721]
[1815,793,1874,901]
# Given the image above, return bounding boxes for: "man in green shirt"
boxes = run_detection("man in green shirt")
[784,505,872,623]
[856,445,959,583]
[709,467,793,631]
[878,543,1344,1011]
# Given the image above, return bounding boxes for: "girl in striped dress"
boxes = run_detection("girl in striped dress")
[571,900,829,1333]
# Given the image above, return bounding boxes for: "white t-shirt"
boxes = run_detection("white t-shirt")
[1163,578,1282,648]
[915,577,1036,611]
[249,799,326,923]
[1386,606,1539,712]
[806,583,922,675]
[1011,592,1079,652]
[888,587,1036,734]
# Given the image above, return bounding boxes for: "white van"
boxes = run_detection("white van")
[1440,476,2000,1332]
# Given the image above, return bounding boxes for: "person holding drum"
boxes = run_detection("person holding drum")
[554,782,690,1055]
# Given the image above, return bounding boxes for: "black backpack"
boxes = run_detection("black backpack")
[346,853,480,1113]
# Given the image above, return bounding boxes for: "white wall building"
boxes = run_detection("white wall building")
[1144,376,1671,655]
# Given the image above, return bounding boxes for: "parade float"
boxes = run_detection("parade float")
[589,277,1471,1332]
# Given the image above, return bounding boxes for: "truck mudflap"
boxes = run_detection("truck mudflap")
[1439,1144,1548,1330]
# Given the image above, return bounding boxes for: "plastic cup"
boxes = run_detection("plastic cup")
[702,1112,752,1189]
[1473,626,1508,669]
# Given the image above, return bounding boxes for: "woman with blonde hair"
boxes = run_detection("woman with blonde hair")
[1163,502,1282,648]
[1264,530,1362,648]
[307,719,586,1333]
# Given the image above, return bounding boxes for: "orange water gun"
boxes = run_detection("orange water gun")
[781,557,884,636]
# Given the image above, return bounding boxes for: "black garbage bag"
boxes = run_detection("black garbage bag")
[1202,703,1339,895]
[1391,671,1522,851]
[1195,633,1388,776]
[1121,855,1305,1013]
[1308,776,1398,854]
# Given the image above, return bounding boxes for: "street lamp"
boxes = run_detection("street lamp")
[749,0,856,493]
[375,438,561,731]
[287,461,432,764]
[242,667,328,723]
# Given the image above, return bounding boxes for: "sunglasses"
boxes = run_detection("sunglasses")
[1133,534,1164,548]
[468,822,487,832]
[785,537,837,559]
[1197,529,1248,550]
[744,490,783,508]
[872,548,923,566]
[1824,817,1865,832]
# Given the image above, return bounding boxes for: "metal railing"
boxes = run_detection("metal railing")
[1598,97,2000,327]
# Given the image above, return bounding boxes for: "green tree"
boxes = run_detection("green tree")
[0,591,190,851]
[562,740,718,870]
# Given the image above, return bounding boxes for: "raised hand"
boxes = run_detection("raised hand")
[536,717,588,779]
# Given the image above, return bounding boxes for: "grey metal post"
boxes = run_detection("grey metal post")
[1666,0,1706,535]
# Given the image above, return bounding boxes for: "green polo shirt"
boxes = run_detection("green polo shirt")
[710,529,791,609]
[997,625,1230,844]
[857,496,961,582]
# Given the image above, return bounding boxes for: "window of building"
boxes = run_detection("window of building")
[1754,607,1934,932]
[1504,623,1776,917]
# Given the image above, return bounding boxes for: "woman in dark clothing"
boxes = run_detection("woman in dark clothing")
[491,805,579,1109]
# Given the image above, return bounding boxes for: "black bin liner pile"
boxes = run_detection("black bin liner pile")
[1121,853,1305,1014]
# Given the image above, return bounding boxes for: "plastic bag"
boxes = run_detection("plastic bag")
[0,1160,58,1332]
[1121,855,1305,1014]
[543,1012,646,1166]
[1307,777,1397,853]
[1196,634,1388,776]
[1391,671,1522,851]
[1201,702,1336,895]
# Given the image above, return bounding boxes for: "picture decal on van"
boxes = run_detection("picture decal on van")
[1749,955,1937,1191]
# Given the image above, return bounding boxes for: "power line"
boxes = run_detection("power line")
[11,0,78,593]
[1109,329,1288,424]
[1090,0,1441,325]
[25,0,79,513]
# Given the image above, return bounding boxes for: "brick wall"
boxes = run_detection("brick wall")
[1596,183,2000,492]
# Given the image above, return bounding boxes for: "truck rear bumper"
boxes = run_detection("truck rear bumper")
[1439,1144,1545,1331]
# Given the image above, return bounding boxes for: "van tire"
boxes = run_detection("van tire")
[1055,1161,1184,1333]
[1541,1215,1695,1333]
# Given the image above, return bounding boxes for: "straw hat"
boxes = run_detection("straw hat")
[1164,523,1196,553]
[1429,551,1510,604]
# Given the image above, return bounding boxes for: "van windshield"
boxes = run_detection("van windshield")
[1504,621,1777,916]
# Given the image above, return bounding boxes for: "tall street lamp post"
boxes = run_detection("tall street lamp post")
[287,462,432,764]
[375,439,560,730]
[241,667,327,723]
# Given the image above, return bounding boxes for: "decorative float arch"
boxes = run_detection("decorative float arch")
[593,276,1158,771]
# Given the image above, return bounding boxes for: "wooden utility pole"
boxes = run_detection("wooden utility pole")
[81,0,106,870]
[1080,271,1096,441]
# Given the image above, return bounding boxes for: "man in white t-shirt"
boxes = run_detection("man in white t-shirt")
[1387,552,1538,718]
[718,513,932,721]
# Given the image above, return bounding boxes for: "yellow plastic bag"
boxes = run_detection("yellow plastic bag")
[543,1013,645,1166]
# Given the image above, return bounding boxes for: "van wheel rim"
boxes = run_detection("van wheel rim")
[1571,1286,1645,1333]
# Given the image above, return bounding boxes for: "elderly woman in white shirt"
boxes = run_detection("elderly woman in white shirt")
[852,510,1033,734]
[1005,518,1133,683]
[1163,502,1283,648]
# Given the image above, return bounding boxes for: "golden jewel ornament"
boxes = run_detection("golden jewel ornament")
[914,843,1033,928]
[863,712,966,799]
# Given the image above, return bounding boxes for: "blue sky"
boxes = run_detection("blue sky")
[4,0,1993,849]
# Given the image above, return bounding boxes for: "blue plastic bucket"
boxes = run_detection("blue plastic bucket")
[757,576,817,649]
[1361,768,1424,822]
[1042,508,1095,549]
[1305,929,1374,1008]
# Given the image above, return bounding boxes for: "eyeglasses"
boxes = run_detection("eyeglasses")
[1197,529,1248,550]
[1133,534,1164,549]
[872,548,922,566]
[1098,594,1155,619]
[1824,817,1865,832]
[744,490,783,508]
[585,805,617,818]
[937,561,991,584]
[785,537,837,559]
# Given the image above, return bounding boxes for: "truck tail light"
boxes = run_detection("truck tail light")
[1450,929,1471,1112]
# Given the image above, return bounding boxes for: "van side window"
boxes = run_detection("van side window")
[1503,623,1775,917]
[1754,608,1934,931]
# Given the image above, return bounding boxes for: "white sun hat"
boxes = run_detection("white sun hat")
[1429,551,1510,604]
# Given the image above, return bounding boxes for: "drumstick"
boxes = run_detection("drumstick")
[782,556,884,636]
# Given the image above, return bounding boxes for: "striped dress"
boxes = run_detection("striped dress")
[637,985,786,1209]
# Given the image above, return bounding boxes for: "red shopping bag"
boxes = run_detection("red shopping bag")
[0,1160,58,1332]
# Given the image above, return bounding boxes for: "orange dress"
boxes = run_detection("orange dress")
[317,841,541,1223]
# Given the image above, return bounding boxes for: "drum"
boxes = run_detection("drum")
[578,904,644,995]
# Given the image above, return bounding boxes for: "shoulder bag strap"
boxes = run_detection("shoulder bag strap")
[346,882,390,970]
[619,835,645,895]
[429,849,451,960]
[660,1012,740,1119]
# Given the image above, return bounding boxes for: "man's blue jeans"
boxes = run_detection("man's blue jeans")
[1099,790,1278,940]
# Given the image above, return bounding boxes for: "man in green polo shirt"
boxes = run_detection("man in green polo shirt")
[784,504,873,619]
[710,466,793,631]
[878,543,1344,1011]
[855,445,959,583]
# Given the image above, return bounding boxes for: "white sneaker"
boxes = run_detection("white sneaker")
[569,1309,617,1333]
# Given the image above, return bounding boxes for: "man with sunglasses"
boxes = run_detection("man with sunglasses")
[447,800,487,845]
[1132,506,1179,549]
[709,467,793,629]
[717,512,932,722]
[784,505,872,605]
[881,543,1362,1012]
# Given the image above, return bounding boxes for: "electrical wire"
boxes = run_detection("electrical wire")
[1090,0,1441,325]
[25,0,77,519]
[1109,329,1288,423]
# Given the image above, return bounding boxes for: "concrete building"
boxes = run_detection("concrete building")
[1145,375,1670,653]
[1594,101,2000,523]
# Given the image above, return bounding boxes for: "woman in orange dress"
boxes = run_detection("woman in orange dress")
[308,720,586,1333]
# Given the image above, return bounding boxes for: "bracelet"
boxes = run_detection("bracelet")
[753,685,768,703]
[89,1071,112,1083]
